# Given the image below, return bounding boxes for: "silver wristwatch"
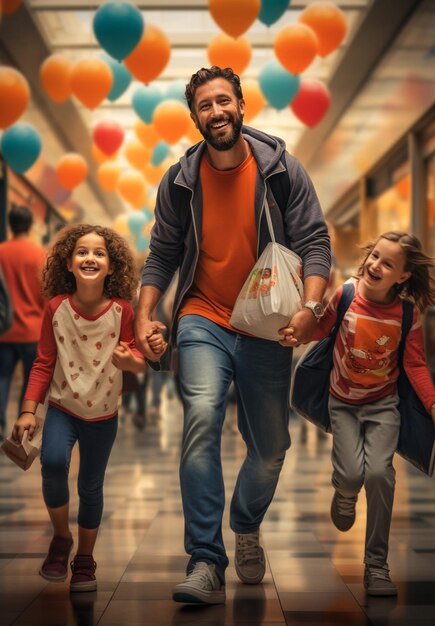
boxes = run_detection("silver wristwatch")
[303,300,325,319]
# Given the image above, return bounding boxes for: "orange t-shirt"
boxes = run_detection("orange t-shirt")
[0,238,46,343]
[179,153,258,329]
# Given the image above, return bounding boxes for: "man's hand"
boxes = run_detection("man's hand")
[278,308,318,347]
[135,319,168,361]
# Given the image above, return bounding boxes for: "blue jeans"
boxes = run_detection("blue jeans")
[177,315,292,581]
[0,342,38,431]
[41,406,118,529]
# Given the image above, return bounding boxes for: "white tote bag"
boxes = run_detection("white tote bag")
[229,198,304,341]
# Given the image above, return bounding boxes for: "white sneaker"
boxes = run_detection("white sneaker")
[172,561,226,604]
[235,531,266,584]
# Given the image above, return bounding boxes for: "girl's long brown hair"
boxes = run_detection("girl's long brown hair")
[358,231,435,311]
[42,224,138,301]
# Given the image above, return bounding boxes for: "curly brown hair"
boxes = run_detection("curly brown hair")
[42,224,138,301]
[185,66,243,111]
[357,231,435,311]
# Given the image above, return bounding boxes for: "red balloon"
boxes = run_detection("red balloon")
[93,120,125,156]
[290,79,331,128]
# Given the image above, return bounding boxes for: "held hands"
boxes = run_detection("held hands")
[112,341,147,373]
[136,320,168,362]
[278,308,318,347]
[12,412,36,444]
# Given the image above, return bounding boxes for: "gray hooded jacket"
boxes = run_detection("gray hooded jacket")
[141,125,331,368]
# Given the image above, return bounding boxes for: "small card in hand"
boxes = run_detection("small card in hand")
[1,417,44,470]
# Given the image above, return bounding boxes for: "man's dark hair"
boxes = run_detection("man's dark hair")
[8,205,33,235]
[185,66,243,111]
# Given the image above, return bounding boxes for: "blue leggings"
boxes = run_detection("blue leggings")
[41,406,118,529]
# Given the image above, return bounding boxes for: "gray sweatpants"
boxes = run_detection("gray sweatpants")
[329,393,400,567]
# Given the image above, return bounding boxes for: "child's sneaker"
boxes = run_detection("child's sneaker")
[39,536,73,582]
[70,555,97,592]
[364,565,397,596]
[330,491,357,532]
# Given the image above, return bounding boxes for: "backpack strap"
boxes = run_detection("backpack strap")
[332,281,355,340]
[267,153,289,217]
[398,299,414,365]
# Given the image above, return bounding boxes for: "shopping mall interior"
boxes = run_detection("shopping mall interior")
[0,1,434,624]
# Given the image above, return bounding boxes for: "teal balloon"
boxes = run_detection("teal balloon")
[164,79,187,106]
[258,0,289,26]
[127,210,148,236]
[100,53,132,101]
[136,233,150,252]
[132,84,162,124]
[1,123,42,174]
[151,141,169,166]
[93,0,144,62]
[259,60,300,110]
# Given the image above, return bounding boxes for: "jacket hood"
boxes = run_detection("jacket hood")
[177,125,286,189]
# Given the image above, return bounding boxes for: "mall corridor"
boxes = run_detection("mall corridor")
[0,378,434,626]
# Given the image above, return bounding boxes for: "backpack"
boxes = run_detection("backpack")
[291,282,435,476]
[0,265,13,335]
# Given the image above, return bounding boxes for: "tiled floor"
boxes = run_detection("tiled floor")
[0,374,434,626]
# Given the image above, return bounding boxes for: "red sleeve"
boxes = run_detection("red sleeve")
[119,300,145,362]
[311,285,341,341]
[403,307,435,413]
[24,300,58,403]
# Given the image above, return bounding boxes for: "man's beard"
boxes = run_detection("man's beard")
[196,108,244,151]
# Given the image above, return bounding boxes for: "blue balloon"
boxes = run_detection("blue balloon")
[132,84,162,124]
[151,141,169,167]
[127,210,148,236]
[1,123,42,174]
[259,60,300,110]
[136,233,150,252]
[100,53,132,101]
[93,0,144,62]
[164,79,187,106]
[258,0,290,27]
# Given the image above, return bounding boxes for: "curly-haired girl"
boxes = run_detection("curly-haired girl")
[12,224,160,593]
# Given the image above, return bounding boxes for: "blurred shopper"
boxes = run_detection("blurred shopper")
[0,205,46,441]
[12,224,150,593]
[135,66,331,605]
[304,231,435,596]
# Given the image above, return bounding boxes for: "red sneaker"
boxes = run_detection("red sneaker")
[70,555,97,592]
[39,536,73,582]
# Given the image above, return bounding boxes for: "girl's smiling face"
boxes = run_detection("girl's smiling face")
[360,237,411,303]
[67,232,112,288]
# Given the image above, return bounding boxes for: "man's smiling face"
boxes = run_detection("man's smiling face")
[190,77,245,151]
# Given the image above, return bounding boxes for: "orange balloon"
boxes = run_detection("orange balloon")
[134,120,160,149]
[274,23,318,75]
[153,100,191,145]
[56,153,88,190]
[70,58,113,109]
[92,143,118,164]
[124,138,152,171]
[124,25,170,84]
[40,54,72,103]
[299,2,347,57]
[117,170,148,208]
[207,34,252,75]
[112,213,129,235]
[97,161,121,192]
[209,0,260,38]
[0,67,29,129]
[242,79,265,122]
[2,0,21,15]
[143,162,167,187]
